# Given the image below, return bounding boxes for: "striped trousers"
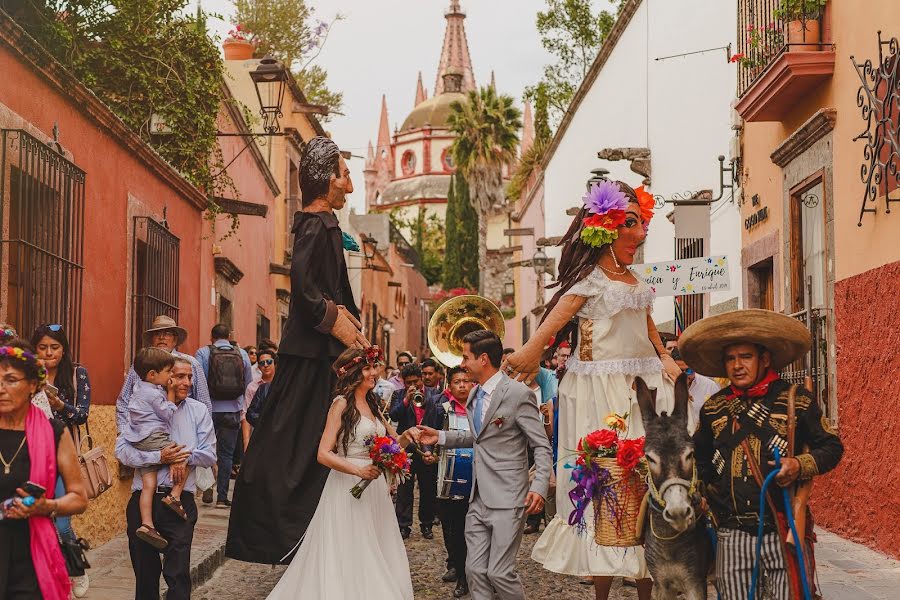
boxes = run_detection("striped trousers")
[716,528,789,600]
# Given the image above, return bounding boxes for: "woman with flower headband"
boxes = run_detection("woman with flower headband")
[504,180,691,600]
[0,341,88,599]
[267,346,417,600]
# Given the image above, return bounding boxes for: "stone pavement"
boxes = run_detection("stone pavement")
[84,497,229,600]
[88,508,900,599]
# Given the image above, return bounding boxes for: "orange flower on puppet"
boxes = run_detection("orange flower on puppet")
[579,180,629,248]
[635,186,655,233]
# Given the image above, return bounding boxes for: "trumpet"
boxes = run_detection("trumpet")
[410,389,426,409]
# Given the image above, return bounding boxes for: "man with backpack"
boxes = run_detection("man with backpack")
[195,324,253,508]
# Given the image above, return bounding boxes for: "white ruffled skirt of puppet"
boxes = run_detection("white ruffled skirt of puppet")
[531,368,691,578]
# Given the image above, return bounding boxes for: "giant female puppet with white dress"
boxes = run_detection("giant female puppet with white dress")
[504,179,692,600]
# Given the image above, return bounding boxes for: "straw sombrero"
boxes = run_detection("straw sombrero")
[143,315,188,346]
[678,309,811,378]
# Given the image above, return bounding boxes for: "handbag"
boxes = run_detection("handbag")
[73,422,113,499]
[58,531,91,577]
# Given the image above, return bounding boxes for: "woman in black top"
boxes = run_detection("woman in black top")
[0,341,87,599]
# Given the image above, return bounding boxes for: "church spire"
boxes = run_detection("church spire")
[415,72,427,106]
[376,95,391,151]
[521,101,534,155]
[434,1,476,95]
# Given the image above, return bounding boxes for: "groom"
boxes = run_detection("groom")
[418,330,551,600]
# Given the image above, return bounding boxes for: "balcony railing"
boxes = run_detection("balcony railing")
[737,1,828,96]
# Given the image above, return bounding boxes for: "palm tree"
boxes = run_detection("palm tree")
[448,86,522,296]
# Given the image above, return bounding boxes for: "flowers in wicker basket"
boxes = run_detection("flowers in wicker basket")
[567,413,647,544]
[349,435,411,499]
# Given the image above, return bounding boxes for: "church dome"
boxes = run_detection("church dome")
[401,92,467,132]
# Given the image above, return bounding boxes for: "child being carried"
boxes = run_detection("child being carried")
[123,347,187,550]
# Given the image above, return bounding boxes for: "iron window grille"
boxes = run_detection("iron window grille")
[132,216,180,359]
[781,308,833,423]
[256,310,270,347]
[0,129,85,359]
[675,238,705,331]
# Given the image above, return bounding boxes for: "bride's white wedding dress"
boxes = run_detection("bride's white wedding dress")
[266,413,414,600]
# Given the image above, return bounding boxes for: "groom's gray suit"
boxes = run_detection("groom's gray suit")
[442,371,552,600]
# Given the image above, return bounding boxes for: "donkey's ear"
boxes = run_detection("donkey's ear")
[634,376,657,427]
[671,373,690,424]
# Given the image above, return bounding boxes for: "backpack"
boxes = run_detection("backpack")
[206,344,245,399]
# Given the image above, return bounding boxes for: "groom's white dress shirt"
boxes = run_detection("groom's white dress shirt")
[438,369,503,444]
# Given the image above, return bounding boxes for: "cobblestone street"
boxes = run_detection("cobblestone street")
[192,523,637,599]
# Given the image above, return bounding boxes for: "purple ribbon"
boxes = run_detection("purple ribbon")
[567,463,610,532]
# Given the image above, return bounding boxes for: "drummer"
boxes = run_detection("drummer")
[438,366,474,599]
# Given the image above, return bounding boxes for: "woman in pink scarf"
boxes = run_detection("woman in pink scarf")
[0,341,87,599]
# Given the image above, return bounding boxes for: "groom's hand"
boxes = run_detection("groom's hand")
[418,426,440,446]
[524,491,545,515]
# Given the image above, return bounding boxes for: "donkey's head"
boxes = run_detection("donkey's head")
[635,374,696,532]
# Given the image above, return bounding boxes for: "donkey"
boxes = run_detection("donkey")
[636,374,712,600]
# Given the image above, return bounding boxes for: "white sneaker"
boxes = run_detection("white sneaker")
[72,573,89,598]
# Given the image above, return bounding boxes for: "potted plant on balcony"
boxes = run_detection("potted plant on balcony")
[223,24,256,60]
[774,0,827,50]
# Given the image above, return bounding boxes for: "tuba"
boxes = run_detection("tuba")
[427,295,506,368]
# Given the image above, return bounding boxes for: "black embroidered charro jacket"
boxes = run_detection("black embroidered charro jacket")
[693,378,843,530]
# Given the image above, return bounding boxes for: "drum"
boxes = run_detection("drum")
[437,412,474,500]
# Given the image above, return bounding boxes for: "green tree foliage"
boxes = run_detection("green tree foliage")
[442,173,479,290]
[525,0,625,126]
[448,86,521,295]
[389,208,445,287]
[12,0,235,225]
[507,83,554,201]
[232,0,344,120]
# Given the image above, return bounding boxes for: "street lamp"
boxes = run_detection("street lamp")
[250,55,289,134]
[532,247,549,276]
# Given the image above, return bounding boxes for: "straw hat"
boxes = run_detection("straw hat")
[143,315,188,347]
[678,309,811,378]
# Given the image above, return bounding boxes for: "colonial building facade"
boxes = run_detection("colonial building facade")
[733,0,900,560]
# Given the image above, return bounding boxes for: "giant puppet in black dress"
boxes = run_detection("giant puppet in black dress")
[226,136,368,564]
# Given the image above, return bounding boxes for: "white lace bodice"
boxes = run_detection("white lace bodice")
[562,267,662,376]
[334,397,387,460]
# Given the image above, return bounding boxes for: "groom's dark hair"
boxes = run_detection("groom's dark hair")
[463,330,503,368]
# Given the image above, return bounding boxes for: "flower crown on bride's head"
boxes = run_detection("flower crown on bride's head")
[334,345,385,377]
[578,181,655,247]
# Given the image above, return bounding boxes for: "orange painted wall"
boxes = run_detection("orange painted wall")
[195,104,278,351]
[0,44,205,407]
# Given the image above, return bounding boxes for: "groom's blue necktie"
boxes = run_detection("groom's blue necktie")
[472,386,486,434]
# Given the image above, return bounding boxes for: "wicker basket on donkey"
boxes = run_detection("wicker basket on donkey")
[591,457,647,547]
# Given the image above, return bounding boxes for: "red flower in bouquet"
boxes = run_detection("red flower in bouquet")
[615,437,645,472]
[585,429,618,451]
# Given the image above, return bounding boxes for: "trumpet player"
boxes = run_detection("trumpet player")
[389,363,445,540]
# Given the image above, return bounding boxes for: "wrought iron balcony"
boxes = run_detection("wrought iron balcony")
[735,0,835,121]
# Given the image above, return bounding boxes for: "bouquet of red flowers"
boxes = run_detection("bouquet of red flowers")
[350,435,412,499]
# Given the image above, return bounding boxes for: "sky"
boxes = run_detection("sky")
[200,0,555,213]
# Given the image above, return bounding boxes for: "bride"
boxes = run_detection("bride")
[267,346,417,600]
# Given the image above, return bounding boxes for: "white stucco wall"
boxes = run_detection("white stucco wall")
[543,0,741,324]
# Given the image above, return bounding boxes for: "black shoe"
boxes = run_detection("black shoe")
[421,527,434,540]
[523,523,540,535]
[216,498,231,509]
[442,567,458,582]
[201,488,213,504]
[400,527,411,540]
[453,577,469,598]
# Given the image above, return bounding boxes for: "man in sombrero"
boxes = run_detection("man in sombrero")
[680,309,843,600]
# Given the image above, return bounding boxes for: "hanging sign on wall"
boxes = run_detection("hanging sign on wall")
[630,256,731,296]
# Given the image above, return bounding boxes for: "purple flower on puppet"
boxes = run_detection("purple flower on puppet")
[580,181,629,248]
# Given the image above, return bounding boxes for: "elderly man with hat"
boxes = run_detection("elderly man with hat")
[680,309,843,600]
[115,315,212,443]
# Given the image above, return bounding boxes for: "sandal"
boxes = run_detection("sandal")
[135,524,168,550]
[162,495,188,520]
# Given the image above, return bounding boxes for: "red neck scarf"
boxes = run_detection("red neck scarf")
[727,368,780,401]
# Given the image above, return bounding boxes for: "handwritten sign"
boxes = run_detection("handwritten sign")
[631,256,730,296]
